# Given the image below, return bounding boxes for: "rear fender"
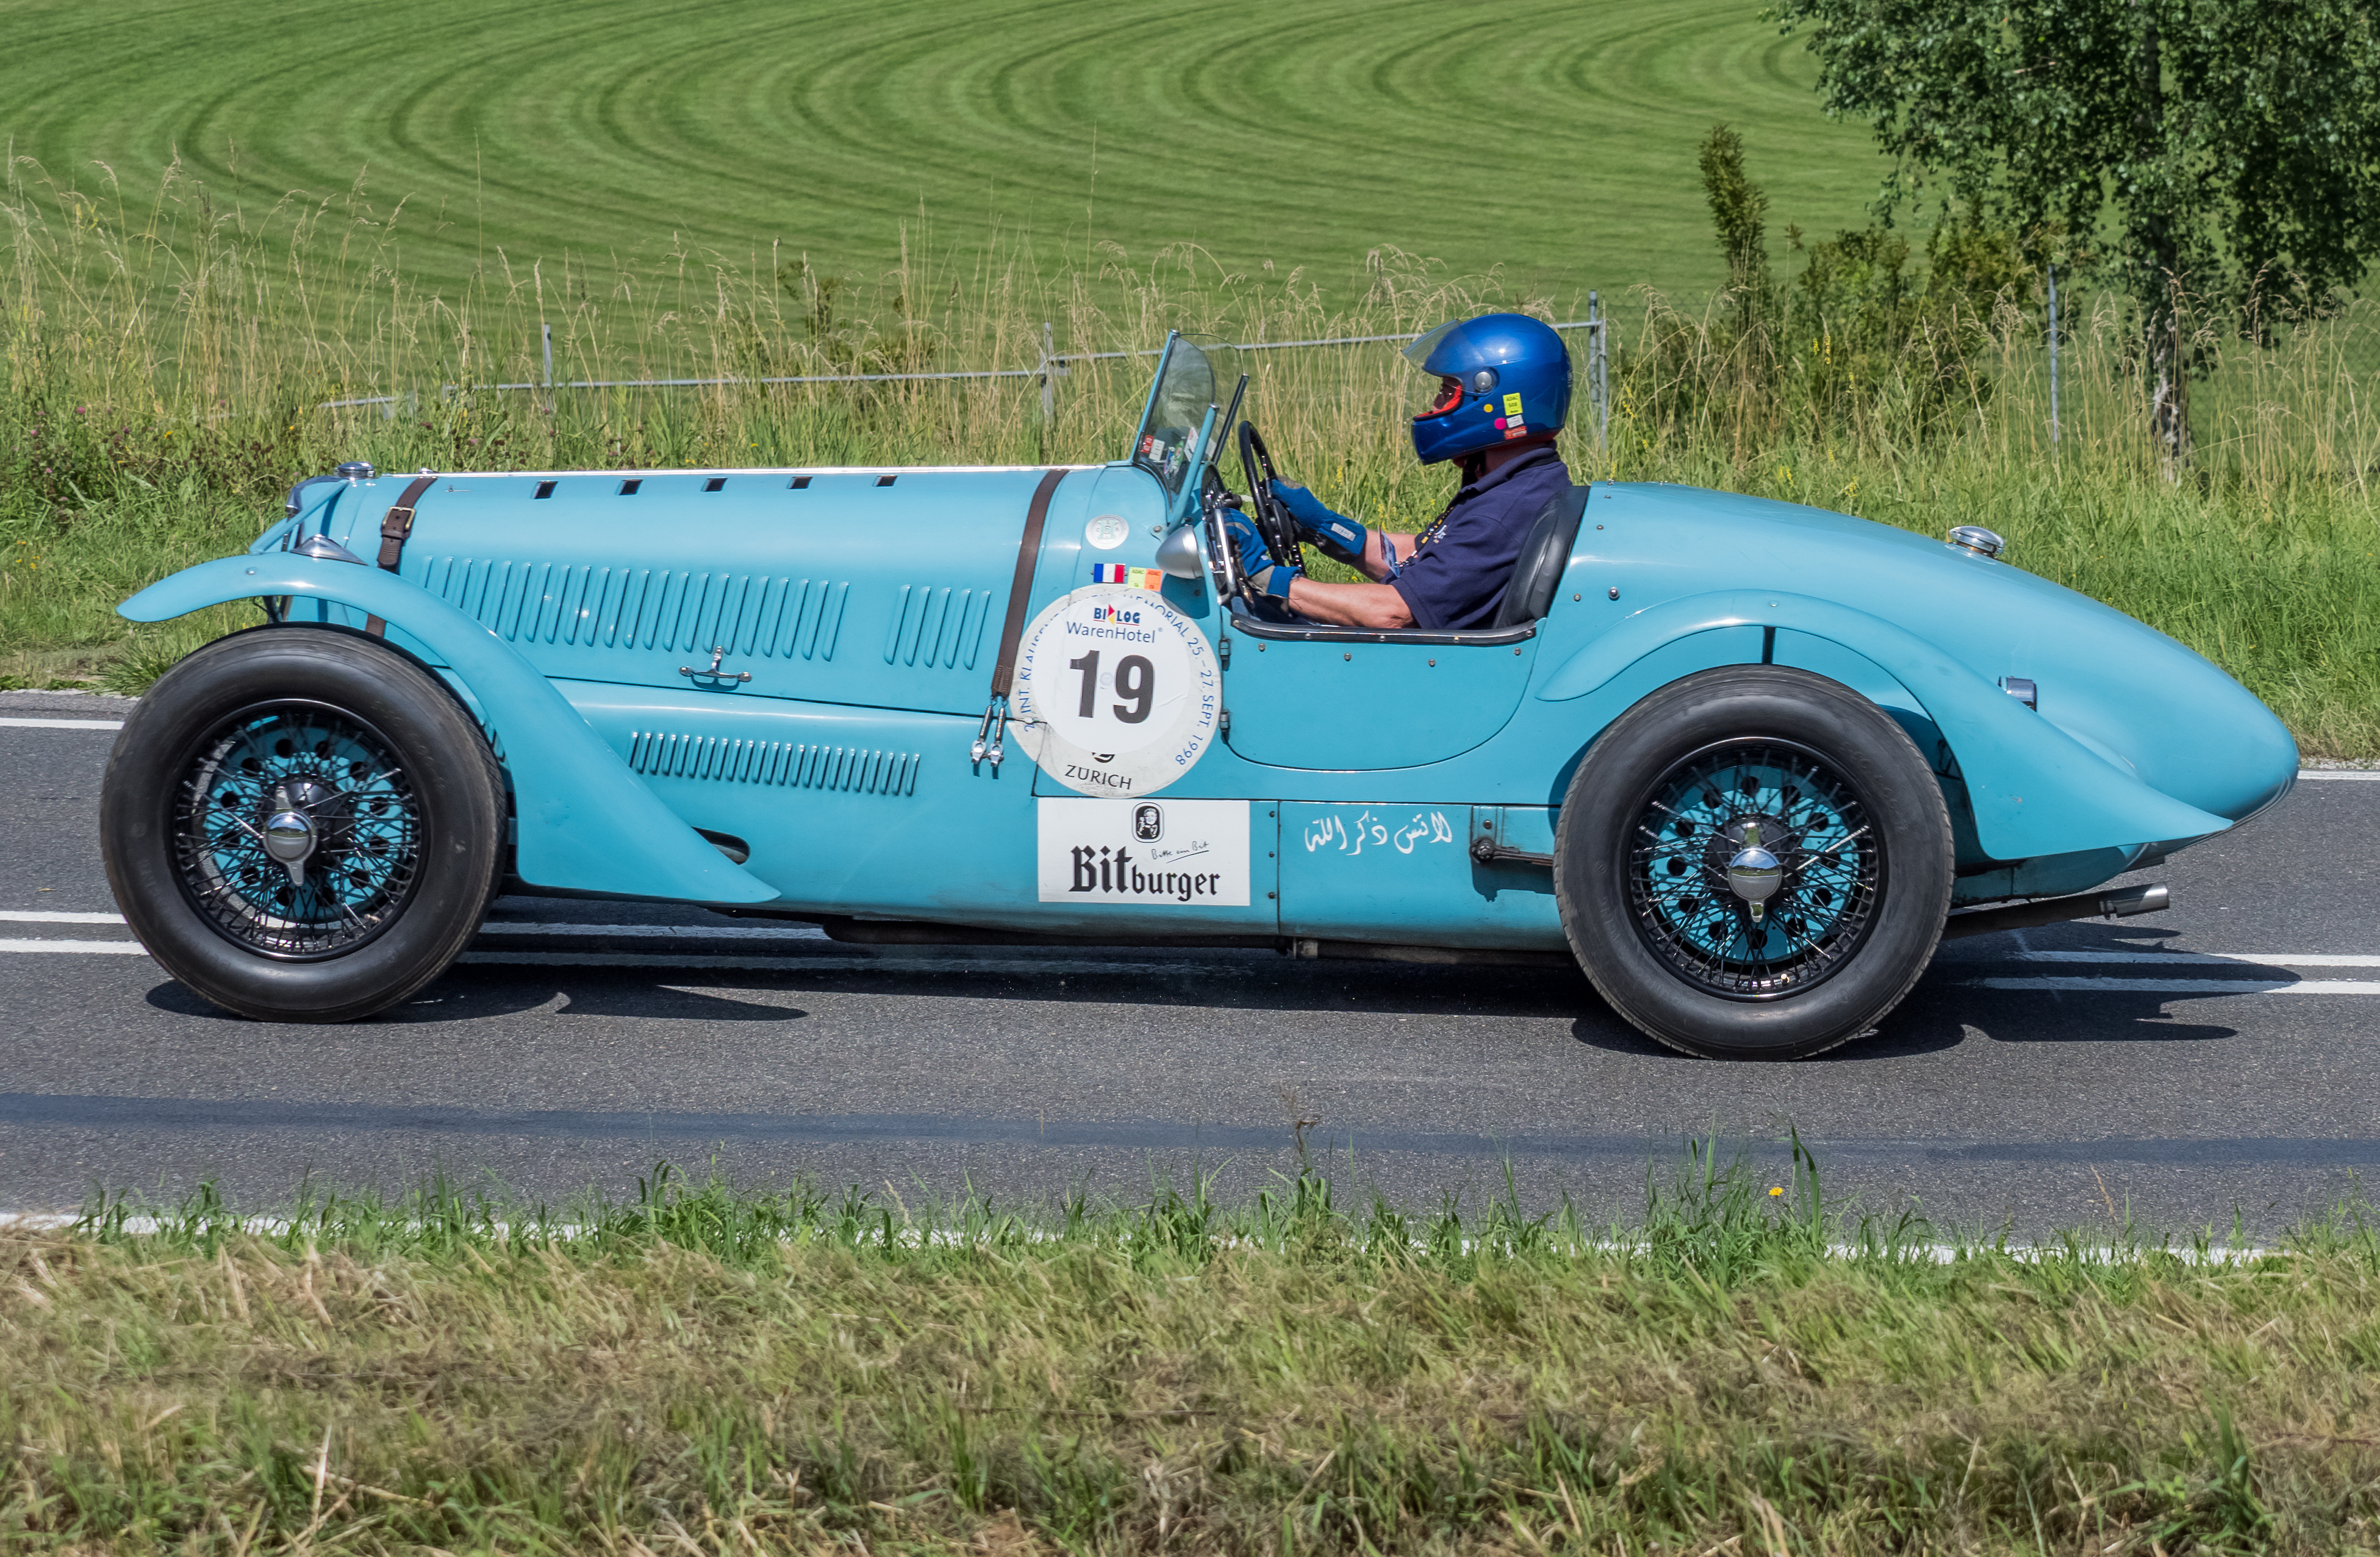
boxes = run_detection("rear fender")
[120,556,780,904]
[1537,589,2231,860]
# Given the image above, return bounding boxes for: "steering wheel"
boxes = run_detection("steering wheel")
[1237,422,1303,570]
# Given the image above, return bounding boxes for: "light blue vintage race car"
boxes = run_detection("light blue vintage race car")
[101,335,2297,1057]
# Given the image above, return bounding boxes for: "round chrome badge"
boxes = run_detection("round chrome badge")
[1009,585,1219,796]
[1082,513,1131,551]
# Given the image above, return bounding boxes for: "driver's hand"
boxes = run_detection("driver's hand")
[1225,512,1301,600]
[1269,479,1369,568]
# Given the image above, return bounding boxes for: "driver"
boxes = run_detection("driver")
[1227,313,1574,631]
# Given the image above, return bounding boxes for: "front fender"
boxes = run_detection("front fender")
[1537,590,2231,861]
[121,557,780,904]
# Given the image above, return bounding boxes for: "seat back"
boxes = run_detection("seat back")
[1491,484,1590,629]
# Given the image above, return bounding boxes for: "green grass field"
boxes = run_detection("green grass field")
[10,1157,2380,1553]
[1,0,1890,310]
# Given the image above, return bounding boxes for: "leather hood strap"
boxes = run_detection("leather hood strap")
[364,473,438,639]
[989,468,1067,698]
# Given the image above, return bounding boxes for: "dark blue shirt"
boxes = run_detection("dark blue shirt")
[1389,448,1572,631]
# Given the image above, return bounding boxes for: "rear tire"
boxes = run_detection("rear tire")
[1555,666,1952,1059]
[101,627,503,1022]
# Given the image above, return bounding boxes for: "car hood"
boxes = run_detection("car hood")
[1588,484,2298,826]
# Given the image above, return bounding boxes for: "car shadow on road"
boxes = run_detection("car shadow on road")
[145,949,1609,1028]
[141,978,811,1025]
[1563,921,2249,1061]
[135,918,2272,1051]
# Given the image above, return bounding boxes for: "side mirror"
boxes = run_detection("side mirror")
[1155,522,1205,579]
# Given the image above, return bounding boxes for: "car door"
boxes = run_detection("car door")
[1218,615,1540,770]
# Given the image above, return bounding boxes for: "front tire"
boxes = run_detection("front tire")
[101,627,504,1022]
[1555,666,1953,1058]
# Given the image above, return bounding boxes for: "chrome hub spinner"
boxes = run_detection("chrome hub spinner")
[261,784,318,886]
[1723,822,1785,922]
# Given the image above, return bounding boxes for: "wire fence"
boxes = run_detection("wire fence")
[322,300,1619,446]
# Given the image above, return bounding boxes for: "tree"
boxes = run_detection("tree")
[1766,0,2380,466]
[1701,124,1776,308]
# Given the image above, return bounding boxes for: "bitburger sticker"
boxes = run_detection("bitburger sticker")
[1009,584,1219,798]
[1036,798,1250,906]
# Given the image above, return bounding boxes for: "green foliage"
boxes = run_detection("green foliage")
[13,1153,2380,1552]
[1766,0,2380,307]
[1766,0,2380,459]
[1699,124,1776,310]
[1638,129,2037,440]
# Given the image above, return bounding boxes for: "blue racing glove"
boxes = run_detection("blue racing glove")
[1225,512,1301,599]
[1271,480,1371,569]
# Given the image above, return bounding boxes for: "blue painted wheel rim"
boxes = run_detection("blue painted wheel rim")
[1626,739,1884,1001]
[171,700,423,960]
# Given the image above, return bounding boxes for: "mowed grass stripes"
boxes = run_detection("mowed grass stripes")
[0,0,1887,308]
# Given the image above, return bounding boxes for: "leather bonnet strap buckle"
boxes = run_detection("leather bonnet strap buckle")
[364,472,439,639]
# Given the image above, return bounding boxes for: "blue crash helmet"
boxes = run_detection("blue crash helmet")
[1402,313,1572,465]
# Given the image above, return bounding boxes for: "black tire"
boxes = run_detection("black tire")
[101,626,504,1022]
[1554,666,1953,1059]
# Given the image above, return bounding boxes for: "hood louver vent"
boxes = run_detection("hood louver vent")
[623,732,920,796]
[413,558,850,660]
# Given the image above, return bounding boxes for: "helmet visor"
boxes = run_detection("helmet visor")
[1400,320,1461,371]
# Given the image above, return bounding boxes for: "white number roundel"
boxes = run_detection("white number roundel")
[1010,584,1219,797]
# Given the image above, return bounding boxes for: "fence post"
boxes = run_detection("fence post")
[2046,265,2059,451]
[542,322,555,417]
[1589,290,1609,451]
[1039,321,1056,424]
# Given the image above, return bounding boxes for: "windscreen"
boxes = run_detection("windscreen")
[1130,334,1241,496]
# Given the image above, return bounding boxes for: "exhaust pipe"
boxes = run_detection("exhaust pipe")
[1941,883,2170,941]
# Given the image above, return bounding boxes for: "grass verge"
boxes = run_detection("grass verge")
[8,1151,2380,1552]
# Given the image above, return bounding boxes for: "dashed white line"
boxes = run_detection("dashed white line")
[0,939,148,955]
[2299,770,2380,780]
[0,911,126,925]
[2015,949,2380,968]
[1963,976,2380,995]
[0,717,123,730]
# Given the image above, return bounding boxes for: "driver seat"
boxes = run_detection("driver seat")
[1491,484,1590,629]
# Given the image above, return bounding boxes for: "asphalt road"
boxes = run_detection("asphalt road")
[7,689,2378,1236]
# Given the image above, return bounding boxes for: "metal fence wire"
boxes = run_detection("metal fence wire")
[323,298,1619,448]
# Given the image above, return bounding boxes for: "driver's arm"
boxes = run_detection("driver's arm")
[1224,508,1415,627]
[1354,527,1422,582]
[1279,574,1413,629]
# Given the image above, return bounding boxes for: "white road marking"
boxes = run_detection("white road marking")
[1963,976,2380,995]
[2299,770,2380,780]
[2016,949,2380,968]
[3,915,2375,994]
[0,717,123,730]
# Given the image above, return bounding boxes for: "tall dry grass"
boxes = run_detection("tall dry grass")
[5,160,2378,751]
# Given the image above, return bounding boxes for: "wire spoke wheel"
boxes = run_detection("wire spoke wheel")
[171,701,423,959]
[1555,667,1952,1059]
[1625,739,1882,1000]
[109,630,504,1021]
